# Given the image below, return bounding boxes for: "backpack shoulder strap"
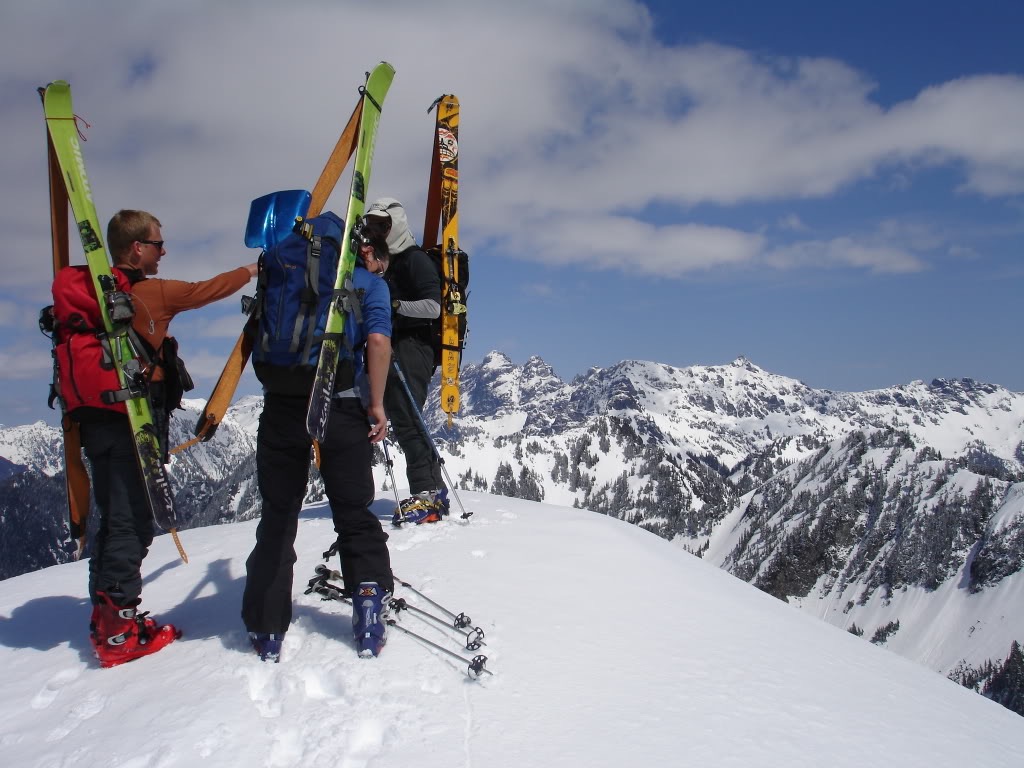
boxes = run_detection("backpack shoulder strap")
[294,234,322,361]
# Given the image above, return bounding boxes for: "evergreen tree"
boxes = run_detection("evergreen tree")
[491,462,518,497]
[983,641,1024,716]
[517,466,545,502]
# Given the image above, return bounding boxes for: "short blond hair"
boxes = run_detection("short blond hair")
[107,209,161,259]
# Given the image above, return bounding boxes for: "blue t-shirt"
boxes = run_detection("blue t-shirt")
[349,263,391,401]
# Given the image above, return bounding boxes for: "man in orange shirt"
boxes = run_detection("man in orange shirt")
[78,208,256,668]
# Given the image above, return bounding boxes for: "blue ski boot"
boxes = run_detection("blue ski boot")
[392,492,443,526]
[352,582,390,658]
[432,488,451,519]
[248,632,284,663]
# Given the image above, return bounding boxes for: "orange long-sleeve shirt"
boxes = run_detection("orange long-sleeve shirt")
[129,266,252,377]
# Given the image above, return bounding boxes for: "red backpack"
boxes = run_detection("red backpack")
[44,266,138,416]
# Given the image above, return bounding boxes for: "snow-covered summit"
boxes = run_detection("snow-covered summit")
[446,351,1024,470]
[1,492,1021,767]
[0,421,64,478]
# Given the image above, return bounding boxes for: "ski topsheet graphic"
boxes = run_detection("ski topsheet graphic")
[40,81,186,560]
[306,61,395,442]
[424,94,466,426]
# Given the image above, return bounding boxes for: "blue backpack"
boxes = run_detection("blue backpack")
[251,211,361,396]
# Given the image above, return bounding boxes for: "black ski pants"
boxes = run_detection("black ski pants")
[384,335,444,495]
[241,394,393,635]
[79,415,154,605]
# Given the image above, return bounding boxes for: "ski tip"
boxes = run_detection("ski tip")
[40,80,70,94]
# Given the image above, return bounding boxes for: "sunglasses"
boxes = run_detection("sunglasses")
[366,250,388,275]
[361,213,393,239]
[138,240,165,249]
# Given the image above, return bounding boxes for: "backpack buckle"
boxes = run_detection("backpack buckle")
[105,290,135,325]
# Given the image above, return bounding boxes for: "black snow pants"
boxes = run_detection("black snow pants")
[384,334,444,495]
[241,394,393,635]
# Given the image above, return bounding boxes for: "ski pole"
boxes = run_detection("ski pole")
[306,569,489,678]
[392,574,472,628]
[385,619,491,678]
[318,565,474,630]
[380,438,404,514]
[316,564,346,581]
[390,357,471,519]
[390,597,485,650]
[306,579,345,600]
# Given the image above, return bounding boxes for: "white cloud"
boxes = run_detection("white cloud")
[948,244,980,260]
[1,0,1020,394]
[192,312,251,340]
[507,215,765,276]
[176,346,245,383]
[764,237,926,274]
[778,214,808,232]
[521,282,556,298]
[0,346,51,381]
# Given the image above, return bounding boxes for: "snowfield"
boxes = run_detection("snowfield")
[1,491,1023,767]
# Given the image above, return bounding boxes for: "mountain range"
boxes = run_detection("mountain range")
[2,351,1022,715]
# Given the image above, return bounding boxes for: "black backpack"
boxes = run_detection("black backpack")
[425,244,469,368]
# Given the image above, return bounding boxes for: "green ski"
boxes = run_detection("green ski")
[40,81,181,542]
[306,62,395,441]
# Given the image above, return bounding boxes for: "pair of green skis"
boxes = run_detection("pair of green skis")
[41,81,185,560]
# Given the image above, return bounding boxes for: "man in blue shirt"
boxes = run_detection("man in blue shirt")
[242,232,394,660]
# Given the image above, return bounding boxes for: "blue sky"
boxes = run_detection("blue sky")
[1,0,1022,427]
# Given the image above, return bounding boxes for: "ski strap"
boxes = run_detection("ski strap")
[291,234,323,357]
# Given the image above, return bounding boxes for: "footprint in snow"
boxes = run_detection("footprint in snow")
[339,719,386,768]
[44,690,105,742]
[195,723,232,759]
[267,725,304,767]
[301,667,347,701]
[31,667,81,710]
[238,664,285,719]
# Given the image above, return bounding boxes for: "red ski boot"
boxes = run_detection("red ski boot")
[90,591,181,668]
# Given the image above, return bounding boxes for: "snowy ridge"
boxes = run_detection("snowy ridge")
[0,421,64,477]
[3,352,1024,713]
[705,427,1024,674]
[1,492,1022,767]
[420,352,1024,696]
[443,352,1024,470]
